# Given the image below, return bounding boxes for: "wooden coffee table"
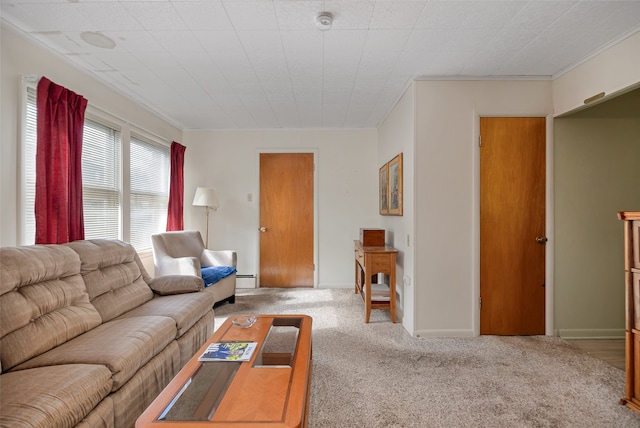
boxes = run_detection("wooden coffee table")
[136,314,312,428]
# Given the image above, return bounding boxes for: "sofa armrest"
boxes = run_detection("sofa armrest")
[155,256,201,277]
[201,250,237,268]
[148,275,204,295]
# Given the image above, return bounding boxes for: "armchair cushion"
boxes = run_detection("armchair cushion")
[149,275,203,295]
[201,266,237,287]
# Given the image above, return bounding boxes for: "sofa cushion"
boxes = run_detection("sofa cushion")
[0,364,112,428]
[12,316,176,391]
[0,246,102,371]
[118,292,215,337]
[175,310,215,366]
[148,274,203,295]
[74,397,114,428]
[64,239,153,322]
[110,342,180,428]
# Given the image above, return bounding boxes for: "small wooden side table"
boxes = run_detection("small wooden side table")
[354,240,398,323]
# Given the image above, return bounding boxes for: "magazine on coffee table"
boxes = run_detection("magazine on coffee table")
[198,342,258,362]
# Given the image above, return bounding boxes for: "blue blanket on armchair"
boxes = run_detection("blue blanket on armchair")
[201,266,237,287]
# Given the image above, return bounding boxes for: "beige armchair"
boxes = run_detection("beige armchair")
[151,230,237,305]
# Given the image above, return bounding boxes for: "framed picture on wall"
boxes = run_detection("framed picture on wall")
[388,153,403,216]
[379,163,389,215]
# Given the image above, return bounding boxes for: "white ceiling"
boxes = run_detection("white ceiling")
[2,1,640,130]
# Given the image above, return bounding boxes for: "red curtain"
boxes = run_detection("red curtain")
[166,141,186,231]
[35,77,88,244]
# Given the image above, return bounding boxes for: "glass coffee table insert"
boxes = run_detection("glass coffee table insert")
[158,362,240,421]
[158,317,303,422]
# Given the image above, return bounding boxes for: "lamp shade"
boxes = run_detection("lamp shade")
[192,187,219,210]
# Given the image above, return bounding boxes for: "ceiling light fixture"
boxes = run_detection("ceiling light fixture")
[316,13,333,30]
[80,31,116,49]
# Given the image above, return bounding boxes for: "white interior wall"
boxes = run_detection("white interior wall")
[552,31,640,117]
[377,84,415,334]
[181,129,379,289]
[554,98,640,339]
[412,80,553,337]
[550,33,640,338]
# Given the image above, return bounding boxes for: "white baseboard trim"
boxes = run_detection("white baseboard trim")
[236,275,256,289]
[556,328,625,339]
[414,329,475,338]
[317,283,353,289]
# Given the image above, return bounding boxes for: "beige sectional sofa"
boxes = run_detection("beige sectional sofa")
[0,239,216,428]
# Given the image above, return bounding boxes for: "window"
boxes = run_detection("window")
[82,119,121,239]
[21,82,170,250]
[23,87,37,243]
[130,137,169,251]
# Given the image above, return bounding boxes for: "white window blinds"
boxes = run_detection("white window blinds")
[23,87,37,244]
[82,119,122,239]
[130,137,169,251]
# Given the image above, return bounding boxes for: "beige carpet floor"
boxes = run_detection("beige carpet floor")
[214,288,640,427]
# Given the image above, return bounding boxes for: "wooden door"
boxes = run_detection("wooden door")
[259,153,314,288]
[480,117,546,335]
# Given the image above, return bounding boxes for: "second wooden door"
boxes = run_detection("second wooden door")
[480,117,546,335]
[259,153,314,288]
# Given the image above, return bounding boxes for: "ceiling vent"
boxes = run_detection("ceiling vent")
[80,32,116,49]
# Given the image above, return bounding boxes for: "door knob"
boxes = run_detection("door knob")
[260,227,267,233]
[535,236,548,244]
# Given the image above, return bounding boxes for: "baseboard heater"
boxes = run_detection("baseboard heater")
[236,274,256,289]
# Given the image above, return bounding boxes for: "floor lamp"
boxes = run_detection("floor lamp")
[192,187,219,248]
